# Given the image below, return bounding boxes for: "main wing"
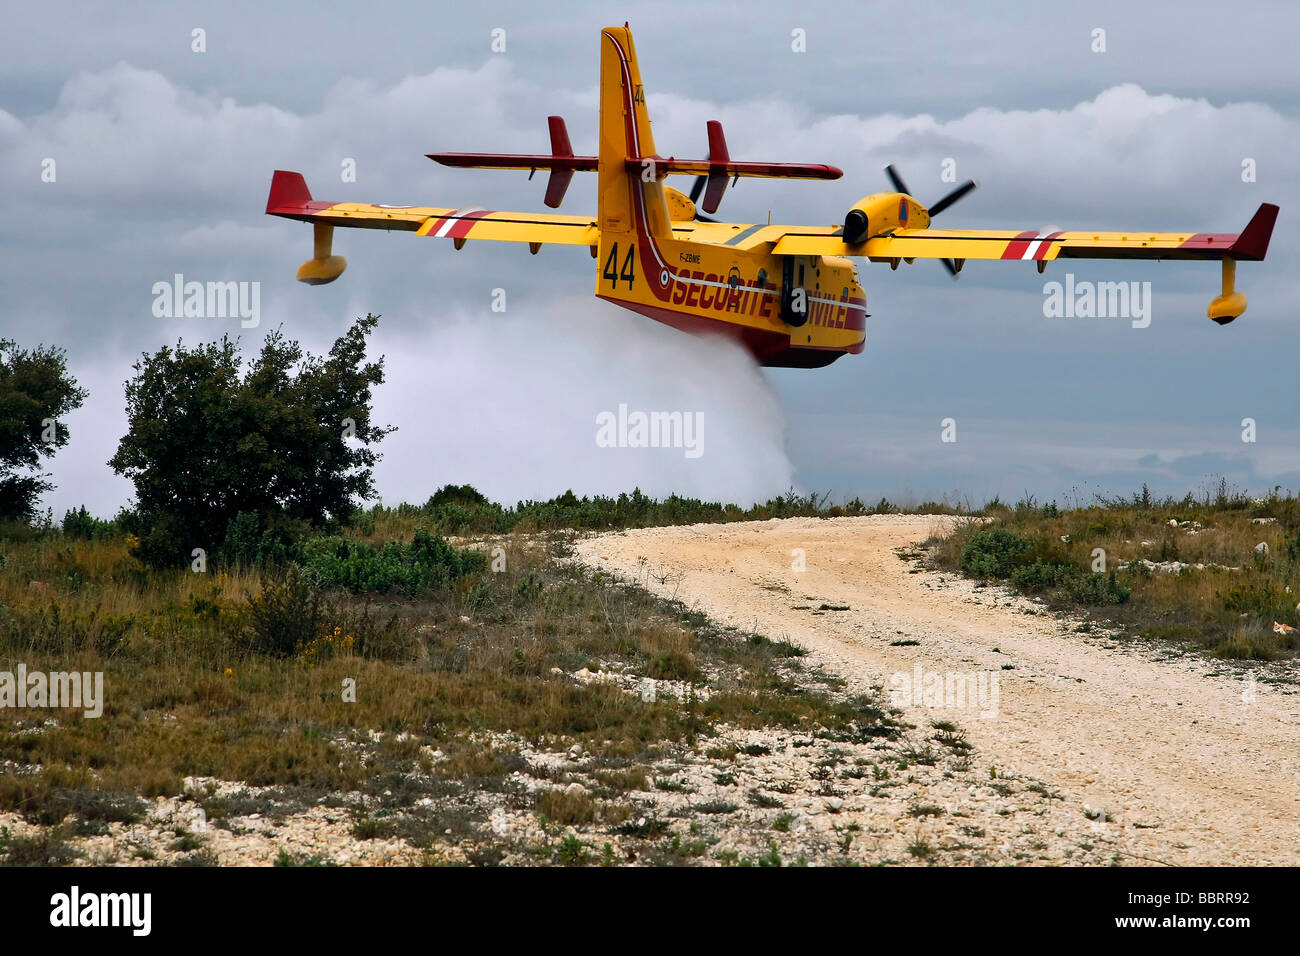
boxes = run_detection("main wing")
[766,202,1278,323]
[265,170,599,283]
[769,204,1278,264]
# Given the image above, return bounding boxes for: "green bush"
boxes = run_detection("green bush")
[425,484,490,509]
[238,565,414,659]
[61,506,117,540]
[300,529,485,595]
[1221,580,1286,617]
[1010,560,1079,593]
[959,529,1036,579]
[218,510,303,569]
[1007,558,1129,606]
[1066,571,1131,606]
[1286,529,1300,564]
[240,566,330,656]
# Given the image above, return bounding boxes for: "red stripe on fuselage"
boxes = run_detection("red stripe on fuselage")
[598,294,788,359]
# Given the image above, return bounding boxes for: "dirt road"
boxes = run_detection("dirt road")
[574,515,1300,865]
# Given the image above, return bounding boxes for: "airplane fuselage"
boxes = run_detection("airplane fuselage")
[596,220,866,368]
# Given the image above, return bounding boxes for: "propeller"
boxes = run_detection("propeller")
[688,175,718,223]
[884,164,978,277]
[684,121,736,222]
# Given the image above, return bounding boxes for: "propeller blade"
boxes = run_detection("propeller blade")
[940,258,959,278]
[927,179,978,217]
[686,176,715,221]
[884,163,911,197]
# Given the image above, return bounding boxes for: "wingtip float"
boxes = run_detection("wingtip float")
[266,25,1278,367]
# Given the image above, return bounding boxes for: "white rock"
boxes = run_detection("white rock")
[1255,542,1269,554]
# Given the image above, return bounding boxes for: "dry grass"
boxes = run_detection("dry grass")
[926,485,1300,659]
[0,525,899,849]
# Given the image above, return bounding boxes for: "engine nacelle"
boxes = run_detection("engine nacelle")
[842,193,929,244]
[664,186,697,222]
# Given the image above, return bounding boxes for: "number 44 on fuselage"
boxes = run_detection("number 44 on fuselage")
[265,24,1278,368]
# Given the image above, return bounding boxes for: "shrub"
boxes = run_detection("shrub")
[1066,571,1131,606]
[240,566,329,657]
[1285,529,1300,565]
[61,506,116,540]
[300,529,485,595]
[217,510,304,569]
[1221,580,1286,617]
[237,565,413,660]
[1011,560,1078,593]
[425,484,490,508]
[959,528,1036,579]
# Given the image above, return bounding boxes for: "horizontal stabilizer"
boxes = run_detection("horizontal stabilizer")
[428,117,840,215]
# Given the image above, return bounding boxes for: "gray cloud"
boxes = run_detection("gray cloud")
[3,2,1297,516]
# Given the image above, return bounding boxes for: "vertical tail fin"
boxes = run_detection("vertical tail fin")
[598,25,671,240]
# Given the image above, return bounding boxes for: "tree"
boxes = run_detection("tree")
[0,340,87,521]
[109,314,394,567]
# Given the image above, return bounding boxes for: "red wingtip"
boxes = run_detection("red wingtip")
[1230,202,1279,261]
[266,170,312,214]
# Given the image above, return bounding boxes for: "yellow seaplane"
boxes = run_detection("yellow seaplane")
[266,24,1277,368]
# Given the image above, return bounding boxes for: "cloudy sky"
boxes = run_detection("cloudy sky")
[3,0,1297,517]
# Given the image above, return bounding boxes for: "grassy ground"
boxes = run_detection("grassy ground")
[0,515,903,865]
[8,480,1290,864]
[925,483,1300,661]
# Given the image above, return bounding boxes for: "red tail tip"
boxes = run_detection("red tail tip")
[266,170,312,214]
[1231,202,1279,261]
